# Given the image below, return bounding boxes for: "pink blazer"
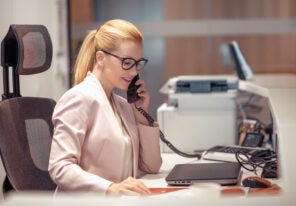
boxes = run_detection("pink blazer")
[48,72,162,193]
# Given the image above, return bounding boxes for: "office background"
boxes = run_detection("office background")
[69,0,296,119]
[0,0,296,201]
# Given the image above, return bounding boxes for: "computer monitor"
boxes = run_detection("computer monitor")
[229,41,253,81]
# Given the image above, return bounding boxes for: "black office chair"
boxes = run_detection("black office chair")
[0,25,57,194]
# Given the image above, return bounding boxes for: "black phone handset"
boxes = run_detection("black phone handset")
[127,75,201,159]
[127,75,141,103]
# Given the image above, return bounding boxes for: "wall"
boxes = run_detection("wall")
[0,0,69,100]
[163,0,296,79]
[70,0,296,119]
[0,0,69,200]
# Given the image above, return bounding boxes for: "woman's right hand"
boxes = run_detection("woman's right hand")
[106,176,151,196]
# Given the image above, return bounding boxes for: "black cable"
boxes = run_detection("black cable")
[235,150,277,177]
[135,105,201,159]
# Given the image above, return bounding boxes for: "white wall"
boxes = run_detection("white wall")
[0,0,69,200]
[0,0,69,100]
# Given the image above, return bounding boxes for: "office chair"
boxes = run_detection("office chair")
[0,25,57,193]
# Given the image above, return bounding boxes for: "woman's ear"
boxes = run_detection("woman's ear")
[95,51,104,66]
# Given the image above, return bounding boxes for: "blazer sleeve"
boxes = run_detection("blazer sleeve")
[137,123,163,174]
[48,89,112,193]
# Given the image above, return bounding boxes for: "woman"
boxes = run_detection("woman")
[48,19,162,196]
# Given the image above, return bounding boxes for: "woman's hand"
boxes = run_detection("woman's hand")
[106,176,151,196]
[134,78,149,110]
[131,78,152,125]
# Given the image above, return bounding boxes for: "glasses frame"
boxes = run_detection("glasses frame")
[101,50,148,71]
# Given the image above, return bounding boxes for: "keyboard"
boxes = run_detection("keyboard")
[207,145,259,154]
[202,145,269,162]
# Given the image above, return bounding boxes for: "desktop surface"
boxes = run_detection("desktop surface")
[0,153,287,206]
[1,75,296,205]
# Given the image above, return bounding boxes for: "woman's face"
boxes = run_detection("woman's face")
[99,40,143,93]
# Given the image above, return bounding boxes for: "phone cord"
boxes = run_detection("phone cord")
[135,105,201,159]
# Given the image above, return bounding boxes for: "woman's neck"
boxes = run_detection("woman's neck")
[92,68,113,99]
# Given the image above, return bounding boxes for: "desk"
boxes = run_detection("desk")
[251,74,296,200]
[139,153,281,197]
[252,74,296,89]
[2,75,296,205]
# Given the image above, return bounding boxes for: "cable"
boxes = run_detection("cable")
[135,105,201,159]
[235,150,277,177]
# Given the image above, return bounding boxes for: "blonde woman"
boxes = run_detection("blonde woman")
[48,19,162,195]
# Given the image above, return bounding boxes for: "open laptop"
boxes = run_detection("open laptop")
[165,162,242,186]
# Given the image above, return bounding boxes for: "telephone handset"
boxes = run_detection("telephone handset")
[126,75,201,159]
[127,74,141,103]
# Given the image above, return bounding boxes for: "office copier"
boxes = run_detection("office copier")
[157,75,239,153]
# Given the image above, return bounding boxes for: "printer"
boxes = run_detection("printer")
[157,75,239,153]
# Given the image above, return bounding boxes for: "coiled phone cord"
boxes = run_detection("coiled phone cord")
[135,105,201,159]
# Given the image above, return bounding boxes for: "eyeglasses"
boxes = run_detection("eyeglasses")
[101,50,148,71]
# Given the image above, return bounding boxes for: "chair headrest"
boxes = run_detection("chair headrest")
[1,24,52,75]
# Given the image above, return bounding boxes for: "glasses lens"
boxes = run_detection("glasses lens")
[122,58,136,70]
[121,58,148,70]
[136,60,147,70]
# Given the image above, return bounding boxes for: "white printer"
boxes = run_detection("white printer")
[157,75,239,153]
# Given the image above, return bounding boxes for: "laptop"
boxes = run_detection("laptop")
[165,162,242,186]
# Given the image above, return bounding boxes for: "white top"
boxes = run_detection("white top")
[111,96,133,179]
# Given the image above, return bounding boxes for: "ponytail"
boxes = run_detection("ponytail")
[73,30,96,85]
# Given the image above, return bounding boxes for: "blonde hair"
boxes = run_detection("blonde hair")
[73,19,144,85]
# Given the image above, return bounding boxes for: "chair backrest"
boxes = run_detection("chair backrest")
[0,24,56,191]
[0,97,56,190]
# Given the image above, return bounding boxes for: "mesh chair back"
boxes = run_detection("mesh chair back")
[1,24,52,75]
[0,97,56,191]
